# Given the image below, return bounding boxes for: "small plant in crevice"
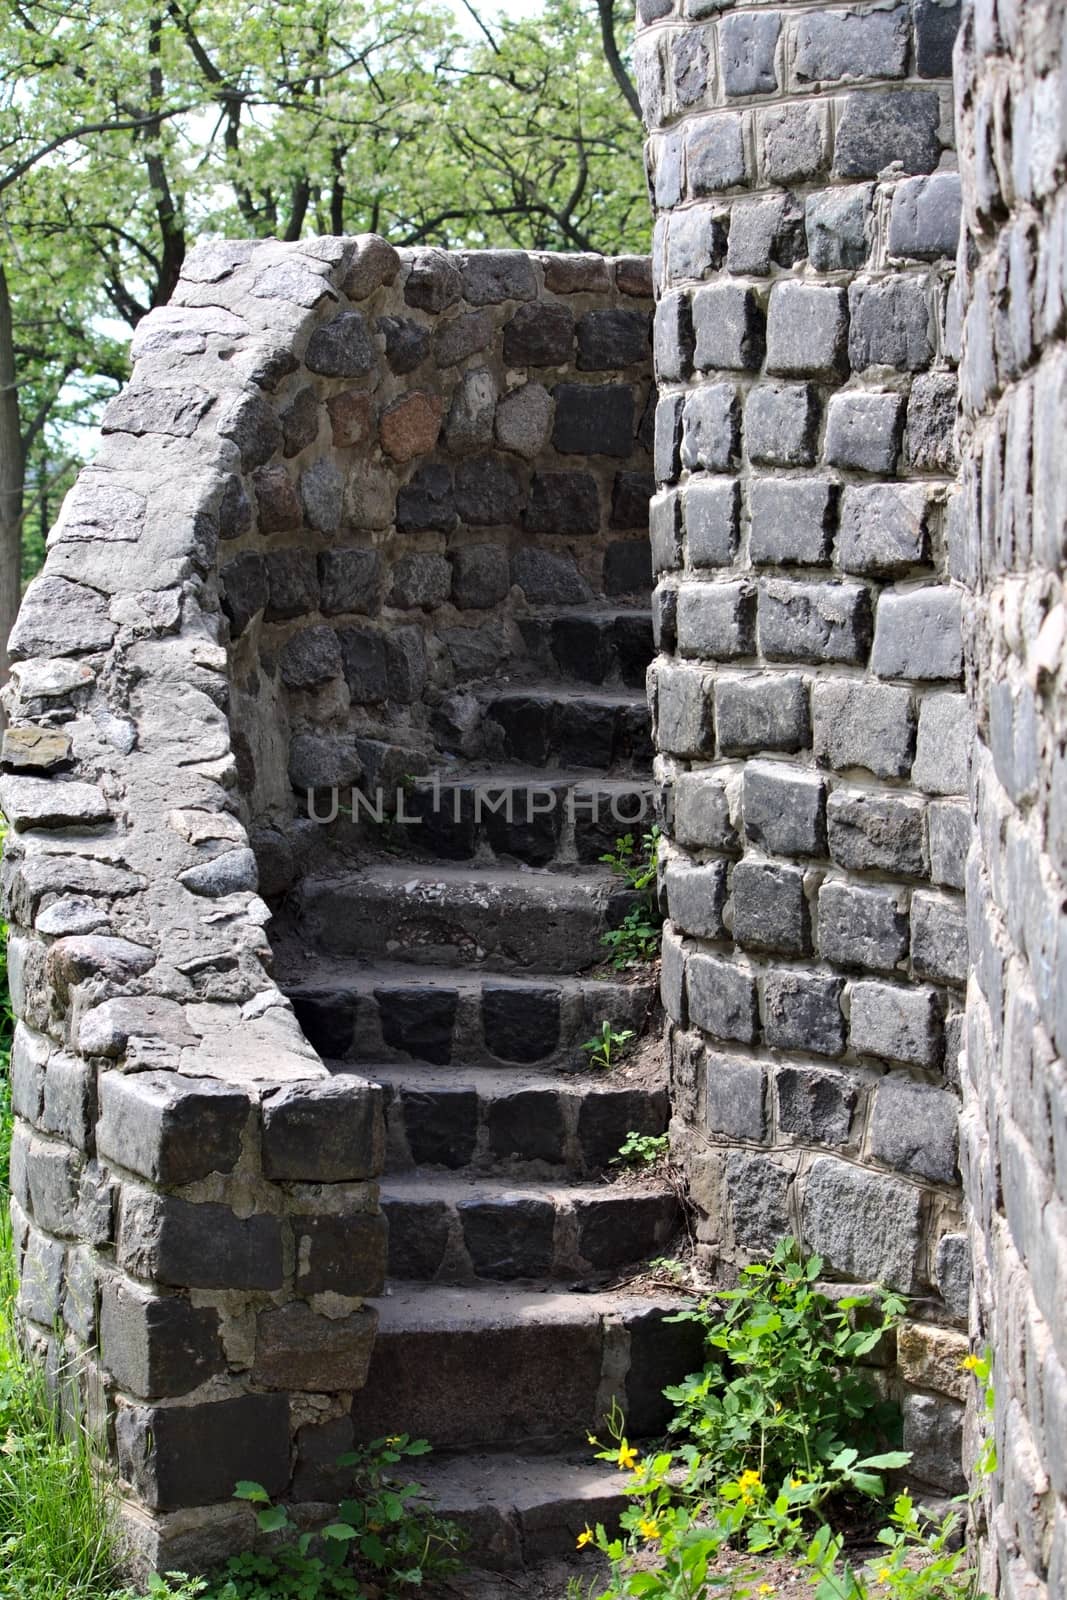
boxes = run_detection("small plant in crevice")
[612,1130,670,1168]
[600,827,664,968]
[215,1435,464,1600]
[581,1020,636,1070]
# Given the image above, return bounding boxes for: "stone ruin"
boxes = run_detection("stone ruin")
[1,2,1066,1595]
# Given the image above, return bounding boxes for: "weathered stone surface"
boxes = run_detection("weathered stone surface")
[379,317,430,376]
[117,1394,291,1511]
[97,1072,249,1187]
[341,233,400,299]
[764,971,845,1058]
[100,1280,225,1399]
[818,880,909,973]
[0,777,109,832]
[495,383,553,457]
[380,392,443,462]
[252,462,302,532]
[319,548,382,616]
[504,303,575,366]
[261,1077,383,1181]
[526,471,600,535]
[119,1191,284,1291]
[552,384,634,458]
[305,311,375,376]
[850,981,943,1068]
[455,456,522,526]
[0,728,72,773]
[801,1157,923,1290]
[8,576,115,660]
[813,678,915,778]
[253,1302,378,1390]
[870,1075,959,1184]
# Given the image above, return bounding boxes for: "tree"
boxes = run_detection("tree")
[0,0,644,694]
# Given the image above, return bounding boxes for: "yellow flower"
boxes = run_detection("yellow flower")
[617,1443,639,1471]
[576,1527,594,1549]
[738,1470,762,1491]
[587,1434,599,1446]
[962,1354,982,1373]
[878,1569,891,1583]
[758,1586,775,1596]
[789,1476,804,1489]
[638,1517,661,1541]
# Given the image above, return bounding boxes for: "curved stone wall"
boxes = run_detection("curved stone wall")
[0,234,654,1569]
[636,0,972,1497]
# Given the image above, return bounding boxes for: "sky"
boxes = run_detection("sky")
[450,0,545,33]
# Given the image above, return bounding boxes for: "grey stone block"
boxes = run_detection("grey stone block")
[503,302,575,366]
[450,544,511,610]
[119,1192,284,1292]
[673,772,737,852]
[726,1152,791,1248]
[686,113,747,195]
[319,548,382,616]
[869,1073,959,1184]
[279,626,343,690]
[794,6,908,85]
[913,692,971,795]
[404,248,462,312]
[731,858,811,955]
[510,547,591,605]
[693,284,764,372]
[935,1232,971,1319]
[666,207,728,284]
[806,186,873,272]
[653,129,685,209]
[725,194,806,275]
[117,1393,291,1512]
[818,880,909,973]
[100,1279,225,1400]
[495,382,553,458]
[684,479,740,566]
[687,953,758,1043]
[388,553,451,610]
[25,1137,80,1236]
[758,578,872,664]
[871,589,963,681]
[749,478,835,566]
[705,1054,767,1141]
[653,292,695,382]
[19,1227,65,1326]
[526,471,600,536]
[304,311,375,377]
[838,483,931,574]
[279,385,319,457]
[264,548,318,621]
[833,90,942,179]
[665,860,729,940]
[681,384,741,472]
[288,733,362,792]
[913,0,961,78]
[677,581,756,659]
[825,394,905,476]
[254,1301,377,1391]
[261,1077,383,1182]
[889,173,963,261]
[97,1072,249,1188]
[901,1393,965,1493]
[715,673,810,755]
[911,890,969,986]
[849,278,934,373]
[654,392,685,482]
[746,384,818,468]
[8,574,115,660]
[777,1063,856,1143]
[455,457,523,527]
[801,1156,924,1290]
[380,315,431,373]
[742,760,826,857]
[395,464,456,534]
[849,980,943,1067]
[766,283,849,379]
[651,489,683,573]
[906,372,958,473]
[719,12,781,96]
[653,663,715,757]
[928,800,970,890]
[763,970,846,1057]
[760,102,827,184]
[827,786,926,875]
[668,26,709,112]
[461,250,538,305]
[444,370,497,452]
[552,383,634,458]
[578,310,650,370]
[813,679,915,779]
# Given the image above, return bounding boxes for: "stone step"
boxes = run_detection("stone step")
[281,961,655,1070]
[349,1283,702,1452]
[411,1449,627,1570]
[518,609,654,689]
[293,864,631,973]
[370,1061,670,1177]
[381,1173,680,1283]
[481,687,651,771]
[400,772,656,868]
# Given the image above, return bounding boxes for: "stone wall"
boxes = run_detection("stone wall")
[954,3,1067,1593]
[0,235,653,1571]
[638,0,973,1493]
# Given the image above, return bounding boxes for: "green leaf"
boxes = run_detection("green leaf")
[233,1480,271,1503]
[322,1522,358,1541]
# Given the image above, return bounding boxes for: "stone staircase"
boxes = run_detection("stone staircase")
[271,591,702,1568]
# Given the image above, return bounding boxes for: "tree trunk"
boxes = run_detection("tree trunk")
[0,261,25,725]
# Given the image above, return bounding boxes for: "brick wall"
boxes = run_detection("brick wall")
[639,0,972,1493]
[954,3,1067,1592]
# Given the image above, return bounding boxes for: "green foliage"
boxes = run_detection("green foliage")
[1,816,12,1192]
[581,1020,635,1070]
[612,1130,669,1168]
[600,828,664,967]
[210,1436,463,1599]
[664,1237,904,1490]
[576,1240,992,1600]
